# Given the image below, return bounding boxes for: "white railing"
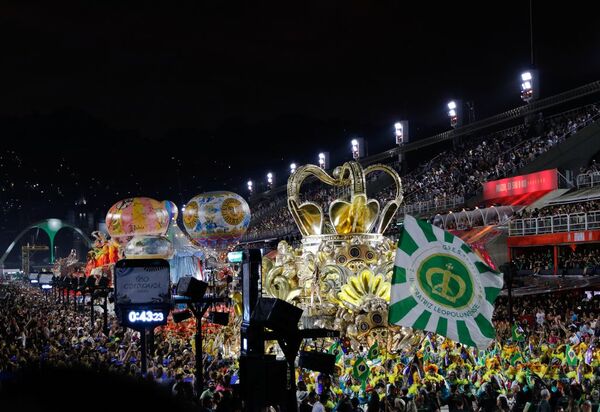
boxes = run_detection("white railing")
[398,196,465,216]
[577,172,600,188]
[509,210,600,236]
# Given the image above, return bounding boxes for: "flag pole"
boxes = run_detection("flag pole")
[409,332,428,377]
[385,332,391,412]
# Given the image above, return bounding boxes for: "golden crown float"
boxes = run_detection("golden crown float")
[262,161,411,349]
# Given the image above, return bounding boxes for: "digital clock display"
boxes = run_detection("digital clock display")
[127,310,165,323]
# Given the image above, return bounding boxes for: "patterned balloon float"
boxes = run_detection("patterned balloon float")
[182,191,251,250]
[163,200,179,222]
[105,197,170,241]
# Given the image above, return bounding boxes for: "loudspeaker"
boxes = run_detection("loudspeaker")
[239,355,286,408]
[176,277,208,301]
[298,351,336,374]
[173,309,193,323]
[207,311,229,326]
[242,249,262,323]
[251,297,303,336]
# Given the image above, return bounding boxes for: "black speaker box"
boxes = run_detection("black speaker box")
[239,355,287,408]
[207,311,229,326]
[298,351,336,374]
[251,297,303,335]
[176,277,208,301]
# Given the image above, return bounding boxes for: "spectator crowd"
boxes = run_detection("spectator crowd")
[511,246,600,276]
[243,104,599,242]
[1,277,600,411]
[516,200,600,221]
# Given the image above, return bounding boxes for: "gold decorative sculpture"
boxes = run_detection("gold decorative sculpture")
[263,161,406,347]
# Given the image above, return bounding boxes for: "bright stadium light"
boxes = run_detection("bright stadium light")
[318,153,326,169]
[351,139,360,160]
[520,71,535,103]
[394,122,403,144]
[247,180,253,193]
[267,172,274,189]
[290,163,297,174]
[447,101,461,128]
[394,121,409,168]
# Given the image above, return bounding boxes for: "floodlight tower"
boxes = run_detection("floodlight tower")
[447,100,463,129]
[290,163,297,174]
[267,173,274,190]
[394,121,409,169]
[247,180,253,194]
[350,138,365,160]
[318,152,329,169]
[520,70,538,103]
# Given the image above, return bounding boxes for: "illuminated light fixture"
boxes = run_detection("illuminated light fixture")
[41,284,52,290]
[520,71,536,103]
[394,122,405,145]
[267,172,274,189]
[317,152,330,169]
[351,139,361,160]
[447,100,460,128]
[290,163,297,174]
[247,180,253,193]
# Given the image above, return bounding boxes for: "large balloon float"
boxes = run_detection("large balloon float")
[163,200,179,223]
[182,191,251,250]
[105,197,173,259]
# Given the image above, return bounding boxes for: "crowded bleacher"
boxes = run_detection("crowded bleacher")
[243,103,600,243]
[511,245,600,276]
[2,279,599,411]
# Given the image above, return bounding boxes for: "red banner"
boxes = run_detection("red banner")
[483,169,558,202]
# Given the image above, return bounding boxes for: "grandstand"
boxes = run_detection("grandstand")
[241,83,600,289]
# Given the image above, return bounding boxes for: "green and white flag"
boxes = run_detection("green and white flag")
[565,344,579,367]
[388,215,504,349]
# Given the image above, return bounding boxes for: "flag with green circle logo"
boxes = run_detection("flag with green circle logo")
[367,341,380,360]
[328,341,343,363]
[512,324,525,342]
[352,356,370,390]
[565,345,578,367]
[388,215,504,349]
[510,351,524,366]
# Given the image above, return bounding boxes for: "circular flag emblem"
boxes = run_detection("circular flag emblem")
[389,215,503,348]
[417,253,474,310]
[408,242,483,320]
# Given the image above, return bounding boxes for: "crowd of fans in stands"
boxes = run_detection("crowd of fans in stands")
[511,246,600,276]
[493,291,600,348]
[579,161,600,176]
[243,104,599,241]
[402,105,599,208]
[516,200,600,220]
[1,281,599,411]
[0,283,239,411]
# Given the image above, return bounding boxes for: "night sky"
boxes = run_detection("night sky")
[1,2,599,239]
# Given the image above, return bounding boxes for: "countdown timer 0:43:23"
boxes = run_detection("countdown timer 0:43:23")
[127,310,165,323]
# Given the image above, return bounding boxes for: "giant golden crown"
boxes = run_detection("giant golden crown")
[260,161,411,347]
[287,161,403,236]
